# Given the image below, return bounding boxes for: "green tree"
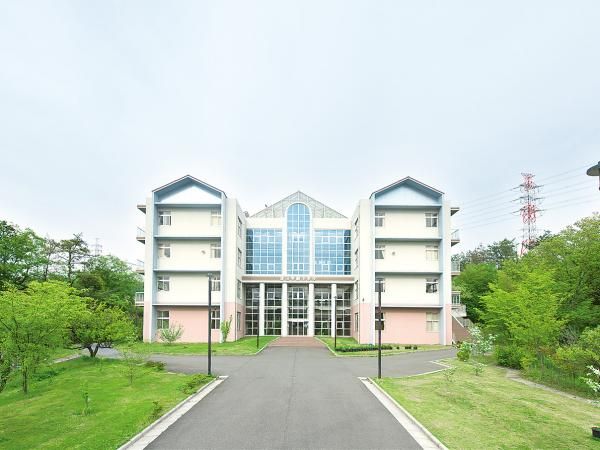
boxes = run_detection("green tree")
[70,304,136,357]
[453,263,497,322]
[482,262,563,357]
[0,221,46,289]
[0,281,85,393]
[486,238,517,268]
[57,234,89,284]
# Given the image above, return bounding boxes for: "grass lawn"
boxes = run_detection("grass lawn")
[50,347,81,360]
[376,359,600,449]
[318,337,450,357]
[123,336,278,355]
[0,357,212,450]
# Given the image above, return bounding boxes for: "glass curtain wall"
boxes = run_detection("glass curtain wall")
[246,229,282,274]
[314,230,351,275]
[314,287,331,336]
[245,285,259,335]
[288,285,308,335]
[336,287,352,337]
[264,284,282,335]
[287,203,310,275]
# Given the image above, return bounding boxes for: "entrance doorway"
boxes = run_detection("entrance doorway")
[288,286,308,336]
[288,320,308,336]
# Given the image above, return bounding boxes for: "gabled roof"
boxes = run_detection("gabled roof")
[251,191,346,218]
[153,175,226,198]
[371,176,443,199]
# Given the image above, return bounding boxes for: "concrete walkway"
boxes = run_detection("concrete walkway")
[147,345,425,450]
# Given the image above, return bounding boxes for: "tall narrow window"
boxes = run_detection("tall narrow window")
[425,245,439,261]
[425,212,438,228]
[237,311,241,331]
[237,248,242,267]
[354,312,359,332]
[354,280,359,300]
[354,218,359,236]
[156,310,169,329]
[425,278,439,293]
[211,273,221,291]
[237,280,242,299]
[211,307,221,329]
[426,312,440,332]
[354,249,359,268]
[375,210,385,227]
[211,209,222,226]
[375,277,385,292]
[211,242,221,258]
[237,217,243,237]
[287,203,310,275]
[158,243,171,258]
[157,276,170,291]
[159,210,171,226]
[375,244,385,260]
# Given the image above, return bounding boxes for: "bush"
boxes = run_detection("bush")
[145,360,166,371]
[578,326,600,359]
[159,324,183,345]
[180,374,213,395]
[495,344,527,369]
[551,346,597,376]
[336,344,393,353]
[457,342,472,362]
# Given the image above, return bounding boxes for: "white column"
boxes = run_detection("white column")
[281,283,288,336]
[308,283,315,336]
[259,283,265,336]
[330,283,337,337]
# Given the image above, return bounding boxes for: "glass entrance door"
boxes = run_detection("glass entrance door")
[288,286,308,336]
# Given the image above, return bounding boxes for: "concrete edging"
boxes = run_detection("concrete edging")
[360,377,448,450]
[118,375,228,450]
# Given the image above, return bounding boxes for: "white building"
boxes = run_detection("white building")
[136,175,465,344]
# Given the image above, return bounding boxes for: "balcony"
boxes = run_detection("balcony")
[451,260,461,275]
[451,229,460,246]
[134,259,144,275]
[135,292,144,306]
[452,291,461,304]
[136,227,145,243]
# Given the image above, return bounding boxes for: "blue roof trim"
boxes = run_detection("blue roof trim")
[152,175,226,199]
[371,176,443,199]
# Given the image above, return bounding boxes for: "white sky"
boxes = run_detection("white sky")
[1,1,598,263]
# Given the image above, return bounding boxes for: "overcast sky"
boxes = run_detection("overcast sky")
[1,1,599,263]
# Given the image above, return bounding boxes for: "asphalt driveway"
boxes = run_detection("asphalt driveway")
[144,345,456,450]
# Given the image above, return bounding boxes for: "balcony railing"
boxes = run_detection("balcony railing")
[452,304,467,317]
[451,260,461,274]
[134,259,144,274]
[136,227,145,243]
[452,291,461,304]
[451,229,460,246]
[135,292,144,306]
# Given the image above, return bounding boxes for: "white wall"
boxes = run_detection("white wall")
[374,241,440,273]
[156,207,221,237]
[155,273,221,305]
[378,275,441,306]
[375,209,441,239]
[156,240,221,271]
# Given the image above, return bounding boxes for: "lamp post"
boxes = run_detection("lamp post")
[207,273,212,376]
[586,161,600,190]
[376,280,382,379]
[333,295,337,350]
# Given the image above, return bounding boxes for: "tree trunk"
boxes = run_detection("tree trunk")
[92,344,99,358]
[22,367,28,394]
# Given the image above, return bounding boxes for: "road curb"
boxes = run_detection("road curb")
[359,377,448,450]
[118,375,228,450]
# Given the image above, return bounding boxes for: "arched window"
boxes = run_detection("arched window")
[287,203,310,274]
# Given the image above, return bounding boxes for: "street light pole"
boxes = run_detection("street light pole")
[333,295,337,350]
[377,282,382,379]
[207,273,212,376]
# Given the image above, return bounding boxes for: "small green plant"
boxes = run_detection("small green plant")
[150,400,163,420]
[443,367,457,383]
[220,316,232,342]
[159,324,184,345]
[145,360,166,371]
[81,383,91,416]
[582,365,600,406]
[457,342,472,362]
[473,362,485,376]
[180,374,213,395]
[121,348,146,385]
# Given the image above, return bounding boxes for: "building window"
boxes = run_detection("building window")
[354,249,359,268]
[426,245,439,261]
[265,285,282,335]
[426,312,440,332]
[287,203,311,275]
[157,276,170,291]
[375,210,385,227]
[246,228,282,274]
[375,244,385,260]
[335,288,352,337]
[425,212,438,228]
[354,218,359,237]
[211,242,221,258]
[156,310,169,330]
[211,273,221,291]
[426,278,439,293]
[375,277,385,293]
[354,312,359,332]
[158,243,171,258]
[237,311,241,331]
[237,248,242,267]
[211,209,222,226]
[245,285,259,335]
[314,229,351,275]
[159,210,171,226]
[354,280,359,300]
[211,307,220,330]
[237,217,243,237]
[237,280,242,299]
[314,288,331,336]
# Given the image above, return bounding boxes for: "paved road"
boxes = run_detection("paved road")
[145,346,456,450]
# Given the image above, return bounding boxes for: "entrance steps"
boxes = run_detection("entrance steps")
[268,337,326,348]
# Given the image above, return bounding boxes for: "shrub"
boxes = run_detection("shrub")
[159,324,183,345]
[578,326,600,359]
[220,316,232,342]
[457,342,472,362]
[551,346,597,376]
[469,326,495,356]
[181,374,213,395]
[144,360,166,371]
[473,362,485,376]
[150,400,164,420]
[582,365,600,403]
[336,344,393,352]
[443,367,457,382]
[495,344,527,369]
